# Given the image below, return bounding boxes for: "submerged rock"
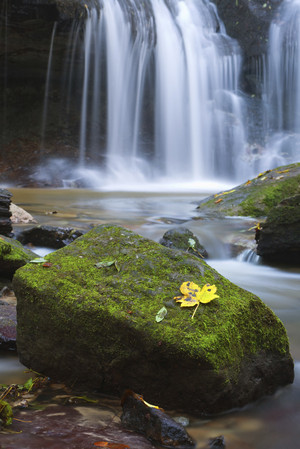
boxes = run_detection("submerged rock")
[196,163,300,218]
[159,227,208,259]
[17,225,84,249]
[14,225,294,415]
[121,390,194,448]
[0,235,37,279]
[256,194,300,264]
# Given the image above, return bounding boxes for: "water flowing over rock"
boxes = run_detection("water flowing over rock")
[1,0,299,188]
[14,225,294,415]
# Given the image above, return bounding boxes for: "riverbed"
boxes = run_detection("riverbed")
[1,187,300,449]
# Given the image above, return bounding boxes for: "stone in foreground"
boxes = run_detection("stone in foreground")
[0,235,37,279]
[121,390,194,448]
[14,225,294,415]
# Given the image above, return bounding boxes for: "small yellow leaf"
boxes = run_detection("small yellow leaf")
[180,281,201,297]
[215,189,236,198]
[276,169,289,174]
[215,198,223,204]
[197,284,219,304]
[176,295,199,307]
[245,180,252,185]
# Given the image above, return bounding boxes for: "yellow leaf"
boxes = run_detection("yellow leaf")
[197,284,219,304]
[214,198,223,204]
[245,180,252,185]
[180,281,201,296]
[214,189,236,198]
[276,169,289,174]
[176,295,199,307]
[174,282,219,318]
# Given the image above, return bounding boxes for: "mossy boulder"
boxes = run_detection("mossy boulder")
[159,227,208,259]
[13,225,293,415]
[256,195,300,264]
[196,163,300,218]
[0,236,38,279]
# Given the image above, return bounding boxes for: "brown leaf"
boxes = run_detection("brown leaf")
[42,262,53,268]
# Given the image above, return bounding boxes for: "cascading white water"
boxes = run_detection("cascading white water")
[263,0,300,170]
[74,0,248,187]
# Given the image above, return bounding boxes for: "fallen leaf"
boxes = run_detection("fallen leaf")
[214,198,223,204]
[188,238,196,249]
[197,284,219,304]
[95,260,116,268]
[245,180,252,185]
[155,306,168,322]
[29,257,47,264]
[276,169,289,174]
[214,189,236,198]
[174,282,219,319]
[42,262,53,268]
[248,222,261,231]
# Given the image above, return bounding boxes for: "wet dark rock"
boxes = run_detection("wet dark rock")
[159,227,208,259]
[256,194,300,264]
[0,235,37,279]
[17,225,84,249]
[0,189,13,237]
[14,225,294,415]
[0,291,17,351]
[121,390,195,448]
[211,0,282,95]
[208,435,226,449]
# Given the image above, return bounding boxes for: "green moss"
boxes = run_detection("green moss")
[0,236,37,278]
[197,163,300,218]
[14,225,290,382]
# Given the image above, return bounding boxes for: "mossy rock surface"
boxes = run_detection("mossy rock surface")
[13,225,293,414]
[196,163,300,218]
[256,194,300,263]
[159,227,208,259]
[0,235,37,279]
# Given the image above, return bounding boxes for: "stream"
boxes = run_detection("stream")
[1,187,300,449]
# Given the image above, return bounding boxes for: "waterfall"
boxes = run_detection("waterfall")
[262,0,300,171]
[67,0,247,187]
